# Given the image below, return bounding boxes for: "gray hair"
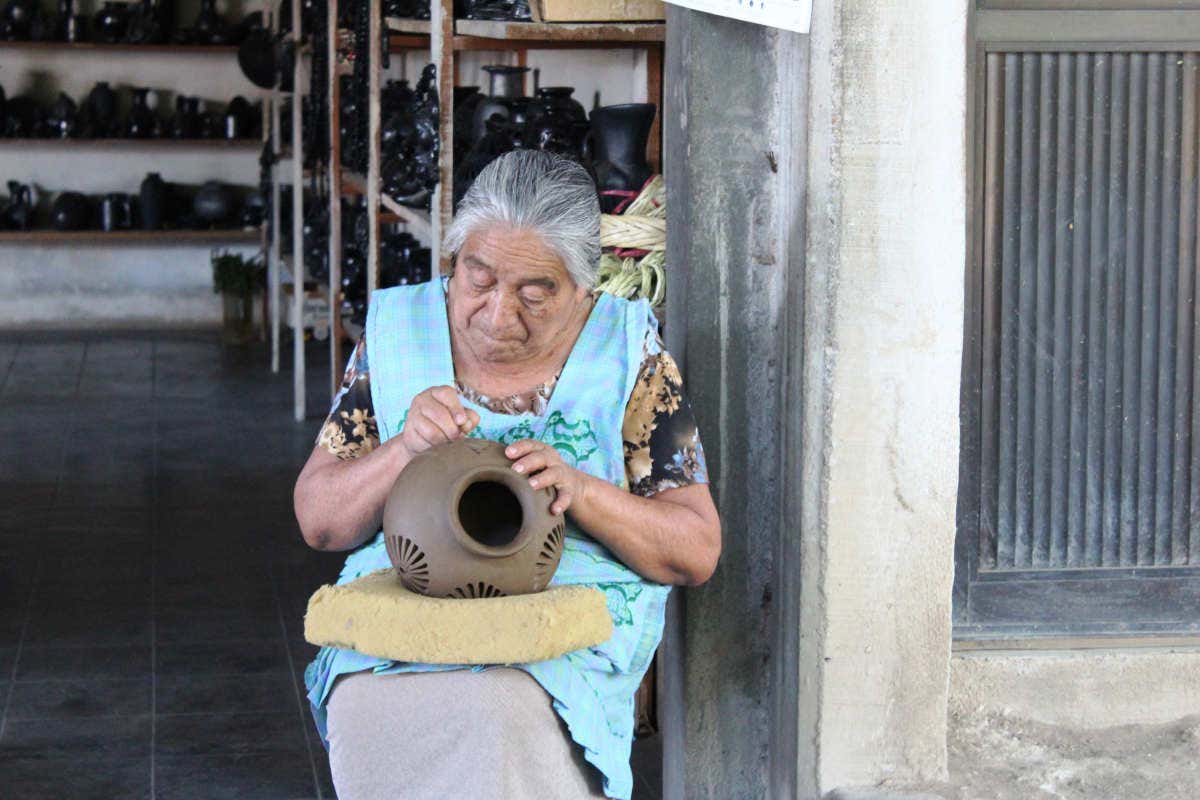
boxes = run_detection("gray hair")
[444,150,601,288]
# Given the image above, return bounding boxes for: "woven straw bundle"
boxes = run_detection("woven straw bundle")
[595,176,667,307]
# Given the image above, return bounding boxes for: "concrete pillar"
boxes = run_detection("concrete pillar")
[666,0,968,797]
[798,0,968,791]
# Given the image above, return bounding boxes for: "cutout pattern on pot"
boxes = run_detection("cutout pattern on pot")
[534,521,566,584]
[386,534,431,594]
[449,582,505,599]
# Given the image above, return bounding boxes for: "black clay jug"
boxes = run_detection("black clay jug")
[471,65,527,145]
[139,172,166,230]
[1,181,33,230]
[92,1,127,42]
[590,103,656,214]
[84,81,117,137]
[50,191,89,230]
[125,87,156,138]
[193,180,232,226]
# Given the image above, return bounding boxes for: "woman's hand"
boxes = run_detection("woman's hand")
[400,386,481,458]
[505,440,589,516]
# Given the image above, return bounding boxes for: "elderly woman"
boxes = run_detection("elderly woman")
[295,150,720,800]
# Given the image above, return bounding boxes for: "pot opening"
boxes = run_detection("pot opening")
[457,480,523,549]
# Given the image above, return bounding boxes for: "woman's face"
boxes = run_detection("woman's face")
[448,225,590,366]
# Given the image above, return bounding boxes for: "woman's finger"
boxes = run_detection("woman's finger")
[513,450,554,474]
[529,464,567,491]
[550,487,572,515]
[409,417,447,448]
[505,439,544,460]
[428,385,471,427]
[415,402,461,441]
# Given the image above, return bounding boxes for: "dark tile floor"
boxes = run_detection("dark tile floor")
[0,331,662,800]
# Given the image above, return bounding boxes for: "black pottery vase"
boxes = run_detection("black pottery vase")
[45,91,78,138]
[53,0,71,40]
[84,81,117,137]
[124,0,165,43]
[169,95,202,139]
[471,65,527,145]
[1,0,39,40]
[190,0,227,44]
[193,180,232,227]
[92,1,127,43]
[139,171,166,230]
[125,87,156,138]
[50,191,90,230]
[590,103,655,214]
[1,180,33,230]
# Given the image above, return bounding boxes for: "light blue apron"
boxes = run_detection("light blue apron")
[303,277,670,800]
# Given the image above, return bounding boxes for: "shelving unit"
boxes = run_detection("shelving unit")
[431,1,665,273]
[262,0,312,420]
[284,2,664,407]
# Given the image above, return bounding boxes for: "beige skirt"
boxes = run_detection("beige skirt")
[325,668,610,800]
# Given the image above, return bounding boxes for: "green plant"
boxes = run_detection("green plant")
[211,249,266,298]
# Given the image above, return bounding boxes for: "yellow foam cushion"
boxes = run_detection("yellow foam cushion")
[304,568,613,664]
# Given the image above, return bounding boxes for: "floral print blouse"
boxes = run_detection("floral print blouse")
[317,331,709,498]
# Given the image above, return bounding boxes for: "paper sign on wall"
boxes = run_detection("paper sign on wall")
[663,0,811,34]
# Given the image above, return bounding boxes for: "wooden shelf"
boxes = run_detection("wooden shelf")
[0,40,239,54]
[386,18,432,34]
[453,19,664,48]
[0,228,261,244]
[1,138,261,148]
[338,23,429,55]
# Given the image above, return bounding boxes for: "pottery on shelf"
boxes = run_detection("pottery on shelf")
[188,0,227,44]
[383,438,565,598]
[124,0,166,44]
[169,95,202,139]
[1,180,33,230]
[590,103,656,214]
[193,180,232,226]
[470,65,528,145]
[1,0,39,40]
[124,87,157,138]
[44,91,78,138]
[3,95,39,137]
[50,191,89,230]
[99,192,133,230]
[83,81,117,137]
[92,0,127,43]
[138,171,166,230]
[52,0,72,41]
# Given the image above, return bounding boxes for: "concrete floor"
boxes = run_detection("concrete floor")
[0,331,662,799]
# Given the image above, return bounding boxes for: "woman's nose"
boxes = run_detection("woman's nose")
[486,291,523,327]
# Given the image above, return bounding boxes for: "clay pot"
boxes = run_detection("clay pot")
[45,91,77,138]
[124,0,165,44]
[138,171,166,230]
[50,191,90,230]
[124,87,156,138]
[92,1,127,43]
[99,192,132,230]
[193,180,232,226]
[590,103,655,214]
[383,438,565,597]
[1,180,33,230]
[83,81,117,137]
